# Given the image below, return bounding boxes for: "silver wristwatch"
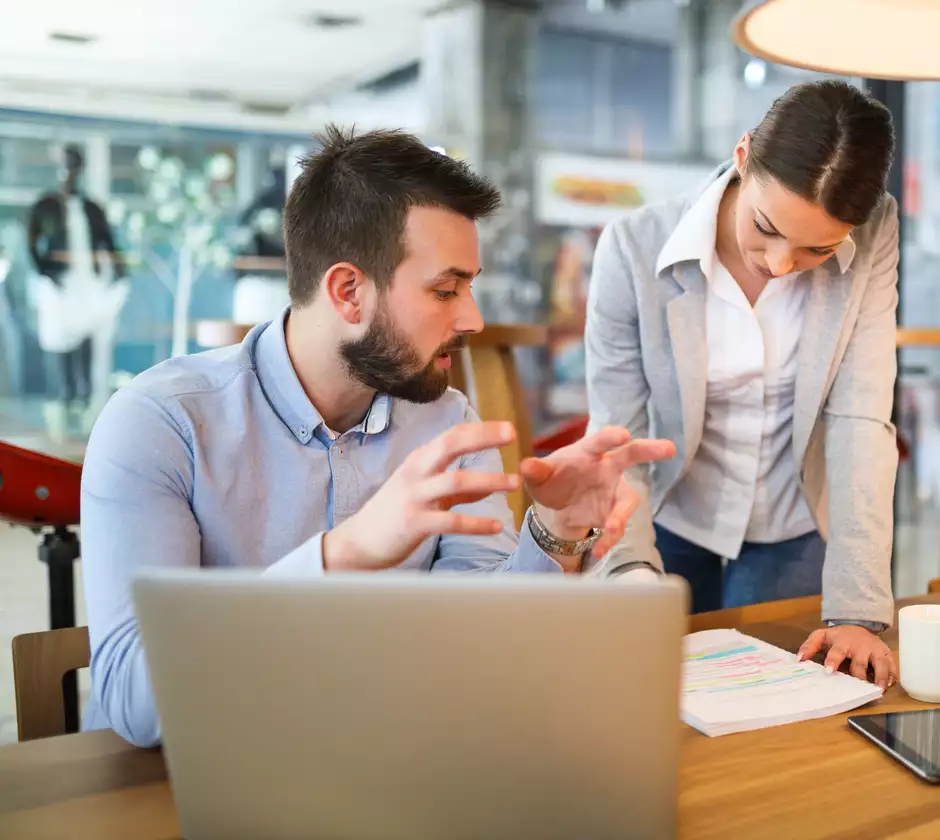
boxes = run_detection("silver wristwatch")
[527,506,603,556]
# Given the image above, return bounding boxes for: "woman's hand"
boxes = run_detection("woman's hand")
[797,625,898,692]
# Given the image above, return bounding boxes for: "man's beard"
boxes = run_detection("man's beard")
[339,310,466,404]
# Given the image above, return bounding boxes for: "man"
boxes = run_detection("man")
[80,126,676,748]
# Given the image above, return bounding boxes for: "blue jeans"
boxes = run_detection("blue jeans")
[654,524,826,614]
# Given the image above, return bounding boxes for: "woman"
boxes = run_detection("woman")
[585,80,899,689]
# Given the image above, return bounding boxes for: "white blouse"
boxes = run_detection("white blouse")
[654,167,855,559]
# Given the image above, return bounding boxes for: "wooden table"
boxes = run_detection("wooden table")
[3,596,940,840]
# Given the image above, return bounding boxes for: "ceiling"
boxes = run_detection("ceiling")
[0,0,446,115]
[0,0,688,133]
[543,0,679,44]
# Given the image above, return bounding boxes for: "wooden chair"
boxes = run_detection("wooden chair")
[688,594,822,633]
[11,626,91,741]
[896,328,940,347]
[194,320,253,348]
[450,325,549,529]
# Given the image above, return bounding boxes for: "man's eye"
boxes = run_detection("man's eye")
[435,290,458,301]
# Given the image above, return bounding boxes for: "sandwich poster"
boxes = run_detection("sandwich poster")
[535,152,712,227]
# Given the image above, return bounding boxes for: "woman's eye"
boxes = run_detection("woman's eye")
[753,219,776,237]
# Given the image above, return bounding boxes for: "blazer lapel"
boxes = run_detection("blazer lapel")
[793,262,857,466]
[665,264,708,465]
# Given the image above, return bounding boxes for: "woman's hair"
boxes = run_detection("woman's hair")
[747,79,895,226]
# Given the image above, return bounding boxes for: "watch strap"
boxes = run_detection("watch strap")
[527,506,602,556]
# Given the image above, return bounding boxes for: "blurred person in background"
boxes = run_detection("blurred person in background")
[585,80,900,691]
[27,144,128,432]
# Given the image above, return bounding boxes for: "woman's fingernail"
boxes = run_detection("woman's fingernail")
[825,665,834,674]
[878,681,887,691]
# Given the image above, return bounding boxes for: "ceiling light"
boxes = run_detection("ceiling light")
[303,13,364,29]
[49,31,97,45]
[732,0,940,80]
[743,58,766,89]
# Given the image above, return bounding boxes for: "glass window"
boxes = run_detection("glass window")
[0,112,312,448]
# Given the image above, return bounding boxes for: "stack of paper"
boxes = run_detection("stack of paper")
[682,629,883,737]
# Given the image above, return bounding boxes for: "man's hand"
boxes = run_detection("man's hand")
[521,426,676,560]
[323,422,520,571]
[797,625,898,691]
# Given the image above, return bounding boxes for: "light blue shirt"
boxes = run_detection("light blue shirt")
[80,308,563,747]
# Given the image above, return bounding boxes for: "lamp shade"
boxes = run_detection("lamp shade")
[732,0,940,81]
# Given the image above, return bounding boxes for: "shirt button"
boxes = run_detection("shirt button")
[298,426,307,437]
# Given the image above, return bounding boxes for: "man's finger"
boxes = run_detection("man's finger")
[519,457,554,488]
[416,471,521,507]
[421,511,506,537]
[590,485,641,558]
[592,524,629,558]
[824,645,849,674]
[797,629,827,662]
[850,650,872,683]
[609,438,678,471]
[578,426,631,456]
[415,422,515,476]
[872,649,891,692]
[604,492,640,541]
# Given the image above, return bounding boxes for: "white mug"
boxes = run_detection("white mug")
[899,605,940,703]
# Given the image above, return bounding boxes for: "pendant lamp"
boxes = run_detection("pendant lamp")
[732,0,940,81]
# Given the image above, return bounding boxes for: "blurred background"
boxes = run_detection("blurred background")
[2,0,940,740]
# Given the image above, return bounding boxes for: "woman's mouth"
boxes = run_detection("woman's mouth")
[754,261,775,279]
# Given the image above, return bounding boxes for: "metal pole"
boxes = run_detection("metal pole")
[39,527,81,733]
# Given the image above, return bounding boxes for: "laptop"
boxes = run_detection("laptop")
[133,569,689,840]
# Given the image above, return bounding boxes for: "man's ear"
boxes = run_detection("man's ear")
[323,262,370,325]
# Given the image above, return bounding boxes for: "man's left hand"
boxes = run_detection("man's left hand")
[797,624,898,692]
[521,425,676,560]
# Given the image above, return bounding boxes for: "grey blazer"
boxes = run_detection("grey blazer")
[584,164,900,627]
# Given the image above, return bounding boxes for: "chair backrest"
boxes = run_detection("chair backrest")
[928,578,940,595]
[688,594,822,634]
[194,320,254,349]
[0,441,82,528]
[12,626,90,741]
[450,325,548,529]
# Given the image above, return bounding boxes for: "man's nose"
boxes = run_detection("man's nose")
[455,292,484,335]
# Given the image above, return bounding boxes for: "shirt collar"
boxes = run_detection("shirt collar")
[655,162,857,277]
[655,165,733,278]
[832,236,856,274]
[251,305,392,445]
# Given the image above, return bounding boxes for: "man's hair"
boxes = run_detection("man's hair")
[283,125,501,306]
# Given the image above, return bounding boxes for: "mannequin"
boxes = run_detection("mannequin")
[231,158,289,323]
[27,145,127,421]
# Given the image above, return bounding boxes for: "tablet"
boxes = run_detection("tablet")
[848,710,940,783]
